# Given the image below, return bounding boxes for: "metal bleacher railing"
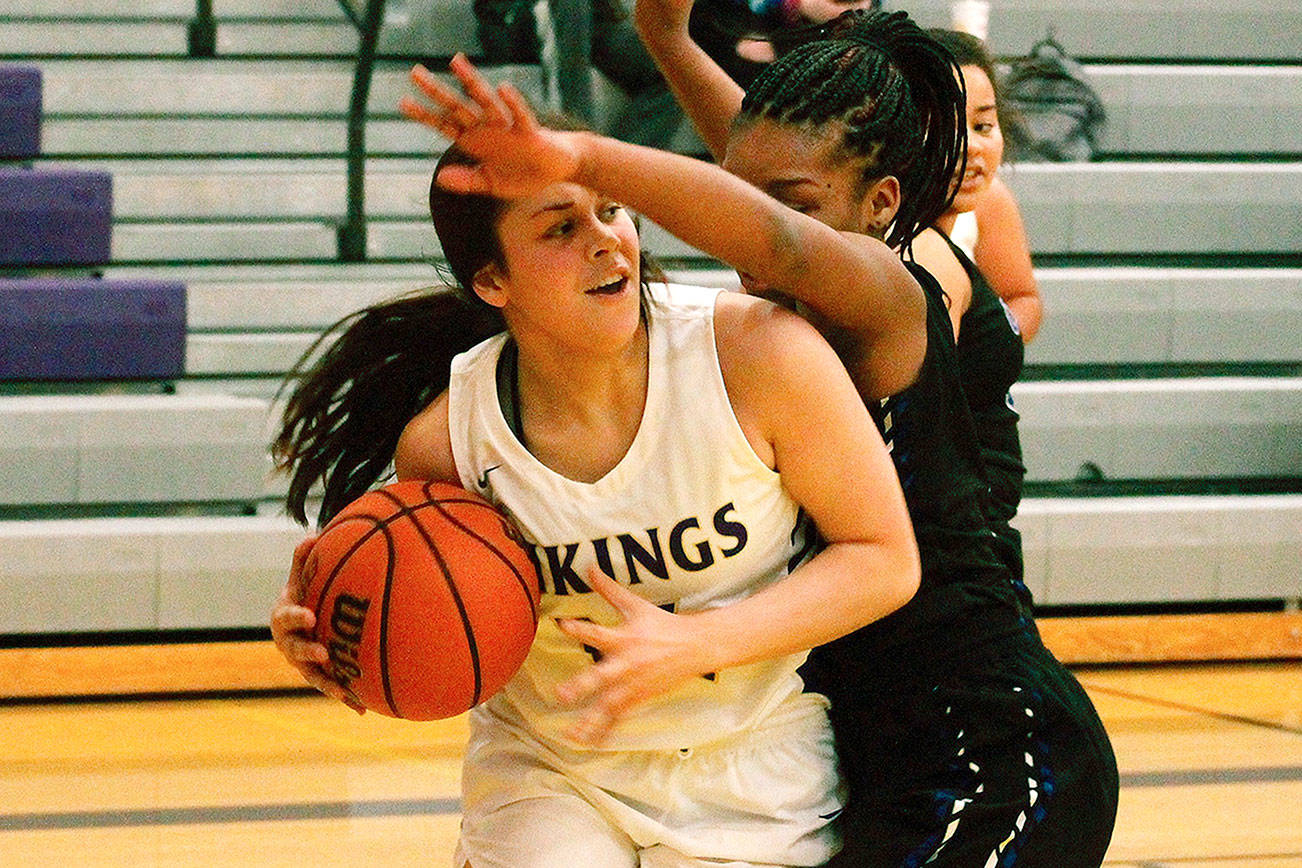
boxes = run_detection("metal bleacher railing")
[334,0,387,261]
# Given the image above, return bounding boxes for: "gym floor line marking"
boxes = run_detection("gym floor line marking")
[1079,681,1302,735]
[1118,764,1302,787]
[6,765,1302,831]
[1121,856,1302,866]
[0,798,462,832]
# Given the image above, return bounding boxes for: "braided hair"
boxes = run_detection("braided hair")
[742,9,966,254]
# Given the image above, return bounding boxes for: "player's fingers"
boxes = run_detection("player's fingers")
[553,642,635,706]
[278,630,330,667]
[399,94,465,141]
[433,163,492,195]
[287,535,318,602]
[583,566,645,617]
[552,658,605,706]
[566,683,640,745]
[554,615,616,650]
[498,82,539,132]
[565,704,615,745]
[270,601,312,635]
[299,664,359,709]
[409,63,481,129]
[449,53,509,125]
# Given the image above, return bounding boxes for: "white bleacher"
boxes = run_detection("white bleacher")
[64,158,1301,263]
[5,0,1300,62]
[0,21,190,57]
[36,59,443,157]
[1001,162,1302,257]
[1087,66,1302,157]
[0,394,271,506]
[0,512,304,633]
[3,490,1298,635]
[901,0,1302,61]
[1014,377,1302,483]
[1017,495,1302,606]
[0,0,1298,641]
[33,60,1302,159]
[1029,268,1302,366]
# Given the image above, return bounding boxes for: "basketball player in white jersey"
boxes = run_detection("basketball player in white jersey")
[270,60,922,866]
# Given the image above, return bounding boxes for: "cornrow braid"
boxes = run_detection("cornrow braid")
[742,9,966,254]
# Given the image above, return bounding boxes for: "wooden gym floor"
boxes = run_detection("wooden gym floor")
[2,621,1300,866]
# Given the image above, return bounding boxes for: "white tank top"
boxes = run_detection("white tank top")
[447,283,819,751]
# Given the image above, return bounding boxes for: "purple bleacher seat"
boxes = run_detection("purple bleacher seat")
[0,278,185,380]
[0,66,41,159]
[0,168,112,266]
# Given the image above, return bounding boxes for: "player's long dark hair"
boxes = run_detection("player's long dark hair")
[743,9,967,255]
[273,140,659,527]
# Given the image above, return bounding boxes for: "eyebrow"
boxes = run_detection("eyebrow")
[530,201,576,218]
[766,178,819,193]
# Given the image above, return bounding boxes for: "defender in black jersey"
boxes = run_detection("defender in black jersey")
[950,233,1032,608]
[916,26,1040,613]
[636,7,1118,865]
[803,266,1117,867]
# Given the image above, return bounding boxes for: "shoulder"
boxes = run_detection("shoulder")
[394,391,459,483]
[975,175,1024,225]
[713,289,834,369]
[713,291,850,413]
[912,228,972,304]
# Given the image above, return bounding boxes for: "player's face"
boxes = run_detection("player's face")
[722,118,876,296]
[484,182,643,353]
[948,64,1004,215]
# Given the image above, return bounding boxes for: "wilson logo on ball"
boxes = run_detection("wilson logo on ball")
[305,480,541,721]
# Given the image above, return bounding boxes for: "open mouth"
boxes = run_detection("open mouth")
[585,276,628,296]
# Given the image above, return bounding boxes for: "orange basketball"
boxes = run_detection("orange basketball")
[303,479,540,720]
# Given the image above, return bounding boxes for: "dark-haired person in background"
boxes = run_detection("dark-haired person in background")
[911,27,1041,611]
[473,0,684,148]
[686,0,881,87]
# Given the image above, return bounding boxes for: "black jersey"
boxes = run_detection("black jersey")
[809,264,1118,868]
[803,263,1023,689]
[949,233,1030,595]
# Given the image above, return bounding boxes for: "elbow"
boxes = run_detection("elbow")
[888,542,922,616]
[1014,296,1043,343]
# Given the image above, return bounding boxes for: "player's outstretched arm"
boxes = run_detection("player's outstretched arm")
[634,0,745,161]
[401,55,925,399]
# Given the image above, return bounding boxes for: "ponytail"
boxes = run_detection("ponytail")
[273,288,503,526]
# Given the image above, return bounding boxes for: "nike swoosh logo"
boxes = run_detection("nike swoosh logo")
[476,464,502,488]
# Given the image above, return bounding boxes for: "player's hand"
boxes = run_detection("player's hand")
[554,568,715,745]
[270,535,365,713]
[399,54,582,200]
[634,0,696,41]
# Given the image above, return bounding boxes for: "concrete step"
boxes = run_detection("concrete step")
[1016,494,1302,606]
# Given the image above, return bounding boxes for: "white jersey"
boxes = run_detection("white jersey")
[447,282,819,752]
[950,209,978,259]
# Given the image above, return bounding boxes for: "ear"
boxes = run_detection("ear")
[860,175,901,236]
[471,263,508,309]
